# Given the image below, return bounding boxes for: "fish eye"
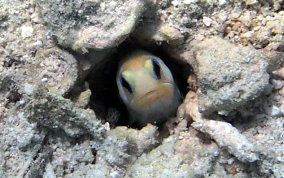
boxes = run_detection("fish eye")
[152,59,161,80]
[120,75,133,93]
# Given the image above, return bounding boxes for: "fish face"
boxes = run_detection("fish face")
[116,50,181,126]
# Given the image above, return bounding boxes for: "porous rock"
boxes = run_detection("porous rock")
[65,125,159,177]
[34,47,78,96]
[0,73,48,177]
[272,66,284,79]
[49,139,96,177]
[133,0,230,47]
[26,149,52,178]
[134,23,185,46]
[5,47,79,97]
[194,37,270,114]
[208,151,253,177]
[127,129,219,177]
[185,91,259,163]
[240,115,284,177]
[1,0,284,177]
[74,87,92,108]
[25,91,105,139]
[37,0,145,52]
[192,120,259,163]
[0,147,4,177]
[98,125,158,168]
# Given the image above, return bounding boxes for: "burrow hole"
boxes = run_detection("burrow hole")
[83,40,194,129]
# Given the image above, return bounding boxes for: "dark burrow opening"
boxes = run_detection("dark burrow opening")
[85,40,193,129]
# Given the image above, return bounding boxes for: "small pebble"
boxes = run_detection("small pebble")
[45,163,56,178]
[271,79,284,90]
[19,100,26,105]
[100,2,106,11]
[277,156,284,162]
[270,105,282,117]
[110,171,121,178]
[218,0,227,5]
[108,1,117,8]
[184,0,196,4]
[103,122,110,131]
[41,78,48,82]
[218,110,230,116]
[24,83,35,95]
[272,67,284,80]
[33,40,43,49]
[227,158,234,165]
[266,105,283,117]
[203,17,212,27]
[280,103,284,114]
[31,12,41,23]
[171,0,179,6]
[244,0,258,5]
[21,25,34,38]
[244,57,253,63]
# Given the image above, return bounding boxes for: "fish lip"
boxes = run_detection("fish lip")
[130,83,173,108]
[139,82,173,99]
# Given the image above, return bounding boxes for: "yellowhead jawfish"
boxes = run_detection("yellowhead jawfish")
[116,50,181,127]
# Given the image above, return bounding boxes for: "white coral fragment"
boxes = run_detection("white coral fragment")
[192,120,259,162]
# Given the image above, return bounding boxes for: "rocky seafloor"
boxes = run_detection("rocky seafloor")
[0,0,284,177]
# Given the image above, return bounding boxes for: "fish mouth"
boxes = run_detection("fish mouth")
[133,83,173,109]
